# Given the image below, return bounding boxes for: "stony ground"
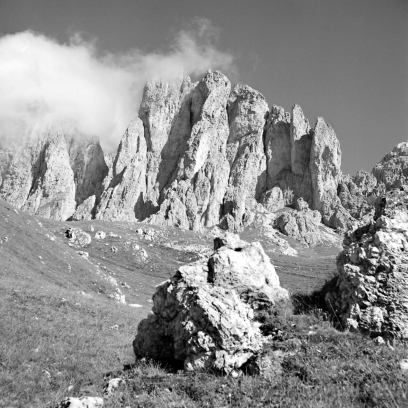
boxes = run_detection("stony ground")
[1,198,407,407]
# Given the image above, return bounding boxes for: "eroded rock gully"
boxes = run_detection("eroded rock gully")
[2,69,405,234]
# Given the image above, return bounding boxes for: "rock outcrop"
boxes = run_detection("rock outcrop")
[95,118,148,221]
[147,71,232,230]
[0,131,108,221]
[0,70,352,231]
[221,84,268,229]
[133,234,289,375]
[262,105,349,230]
[326,189,408,339]
[372,141,408,190]
[309,117,351,229]
[275,198,322,247]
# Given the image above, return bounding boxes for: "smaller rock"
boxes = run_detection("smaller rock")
[109,288,126,304]
[79,291,93,299]
[129,304,143,308]
[213,232,248,251]
[77,251,89,259]
[108,232,119,238]
[373,336,385,345]
[111,246,118,253]
[95,231,106,240]
[295,197,309,212]
[66,228,92,247]
[399,359,408,371]
[58,396,104,408]
[103,378,126,396]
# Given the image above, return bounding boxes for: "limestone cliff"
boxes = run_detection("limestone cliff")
[0,130,108,221]
[0,70,354,231]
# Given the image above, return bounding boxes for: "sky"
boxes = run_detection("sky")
[0,0,407,174]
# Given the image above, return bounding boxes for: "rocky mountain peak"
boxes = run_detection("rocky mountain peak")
[0,70,374,233]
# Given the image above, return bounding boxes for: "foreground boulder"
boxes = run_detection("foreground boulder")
[133,234,288,375]
[326,189,408,339]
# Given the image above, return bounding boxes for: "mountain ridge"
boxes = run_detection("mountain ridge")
[0,70,404,233]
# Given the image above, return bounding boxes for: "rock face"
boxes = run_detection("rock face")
[262,106,348,229]
[373,141,408,190]
[309,117,352,229]
[95,118,148,221]
[148,71,232,230]
[326,189,408,339]
[275,198,322,247]
[0,131,108,221]
[0,70,352,230]
[133,235,289,375]
[221,84,268,228]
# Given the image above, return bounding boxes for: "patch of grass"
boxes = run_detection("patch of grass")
[0,278,137,407]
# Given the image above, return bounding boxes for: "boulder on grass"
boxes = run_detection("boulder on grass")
[133,235,288,376]
[65,227,91,247]
[58,396,103,408]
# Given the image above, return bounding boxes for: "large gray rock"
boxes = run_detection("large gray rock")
[133,235,289,375]
[326,189,408,339]
[275,199,322,247]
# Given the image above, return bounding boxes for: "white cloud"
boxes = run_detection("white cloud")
[0,19,235,151]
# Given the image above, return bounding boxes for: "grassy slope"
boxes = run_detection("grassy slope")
[1,199,407,407]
